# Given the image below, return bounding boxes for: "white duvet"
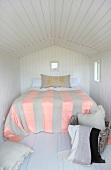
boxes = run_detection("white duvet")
[28,87,81,91]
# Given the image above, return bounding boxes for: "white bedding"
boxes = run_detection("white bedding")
[28,87,81,91]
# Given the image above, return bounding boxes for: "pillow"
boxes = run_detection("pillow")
[78,105,106,131]
[0,141,34,170]
[70,78,80,87]
[32,78,41,87]
[98,121,111,154]
[41,74,71,88]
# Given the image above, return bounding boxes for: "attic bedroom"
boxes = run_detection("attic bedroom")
[0,0,111,170]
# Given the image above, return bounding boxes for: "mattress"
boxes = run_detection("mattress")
[4,89,97,142]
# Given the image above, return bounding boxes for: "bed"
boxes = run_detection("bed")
[4,88,98,142]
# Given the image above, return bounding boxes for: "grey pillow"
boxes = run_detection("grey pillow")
[0,141,34,170]
[41,74,71,88]
[78,105,106,131]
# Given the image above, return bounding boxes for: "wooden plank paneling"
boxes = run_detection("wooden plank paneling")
[20,45,90,94]
[90,52,111,120]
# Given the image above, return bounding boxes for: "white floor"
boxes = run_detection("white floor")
[17,132,111,170]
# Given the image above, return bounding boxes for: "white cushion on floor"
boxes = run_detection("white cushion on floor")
[0,141,34,170]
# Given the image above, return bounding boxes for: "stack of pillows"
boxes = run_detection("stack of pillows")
[70,105,110,155]
[31,74,81,89]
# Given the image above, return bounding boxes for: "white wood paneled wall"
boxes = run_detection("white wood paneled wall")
[0,55,21,139]
[20,45,90,94]
[90,51,111,120]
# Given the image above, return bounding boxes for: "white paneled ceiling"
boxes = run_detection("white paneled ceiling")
[0,0,111,57]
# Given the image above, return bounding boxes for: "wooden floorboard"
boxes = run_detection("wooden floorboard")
[19,132,111,170]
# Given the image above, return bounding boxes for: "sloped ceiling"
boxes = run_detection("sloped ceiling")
[0,0,111,57]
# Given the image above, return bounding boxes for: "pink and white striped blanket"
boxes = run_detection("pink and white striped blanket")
[4,90,97,142]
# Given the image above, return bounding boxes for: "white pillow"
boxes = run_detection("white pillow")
[31,78,41,87]
[0,141,34,170]
[70,78,80,87]
[78,105,105,131]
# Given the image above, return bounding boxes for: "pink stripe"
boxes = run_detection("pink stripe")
[61,91,73,132]
[42,90,53,132]
[22,90,39,132]
[10,106,24,130]
[75,90,93,114]
[4,126,23,142]
[108,136,111,144]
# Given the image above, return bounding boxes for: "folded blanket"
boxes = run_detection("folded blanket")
[58,125,105,165]
[58,125,92,165]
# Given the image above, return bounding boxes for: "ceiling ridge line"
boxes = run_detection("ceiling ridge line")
[20,44,55,57]
[75,0,106,43]
[54,43,92,57]
[54,36,100,52]
[3,37,54,54]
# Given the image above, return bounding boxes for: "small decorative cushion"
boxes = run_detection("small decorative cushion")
[98,121,111,154]
[41,74,71,88]
[78,105,106,131]
[70,115,78,125]
[0,141,34,170]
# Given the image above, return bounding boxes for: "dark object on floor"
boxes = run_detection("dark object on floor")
[105,121,111,129]
[90,128,105,164]
[70,115,78,125]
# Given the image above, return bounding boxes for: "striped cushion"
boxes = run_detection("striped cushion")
[99,121,111,153]
[41,74,71,88]
[99,128,109,153]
